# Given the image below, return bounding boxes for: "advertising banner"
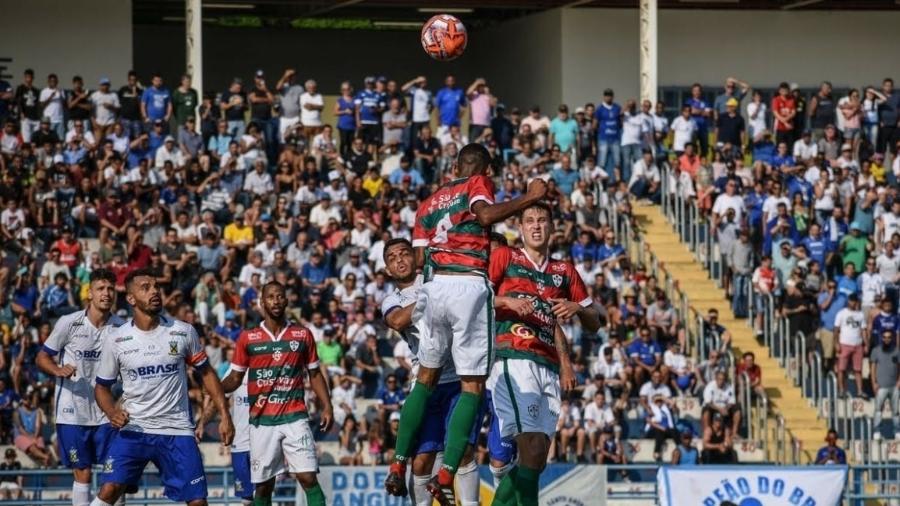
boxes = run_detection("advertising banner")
[657,465,847,506]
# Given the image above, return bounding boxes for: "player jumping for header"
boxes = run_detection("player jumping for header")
[382,237,481,506]
[90,268,234,506]
[37,269,125,506]
[384,143,548,505]
[487,202,600,506]
[221,281,334,506]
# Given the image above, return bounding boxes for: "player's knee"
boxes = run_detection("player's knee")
[254,478,275,497]
[295,472,318,489]
[489,460,514,482]
[72,467,91,483]
[416,367,441,388]
[459,376,486,394]
[411,454,435,476]
[187,499,208,506]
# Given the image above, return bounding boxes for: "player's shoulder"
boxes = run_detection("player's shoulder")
[54,309,87,329]
[286,323,315,341]
[238,326,266,342]
[107,313,127,328]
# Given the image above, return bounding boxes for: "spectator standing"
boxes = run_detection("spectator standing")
[746,90,767,143]
[466,78,492,141]
[275,69,302,143]
[171,74,198,128]
[772,82,798,148]
[594,89,622,176]
[808,81,836,140]
[670,105,697,156]
[221,78,247,139]
[835,294,868,398]
[300,78,324,141]
[870,330,900,438]
[434,75,465,138]
[550,104,579,159]
[39,73,66,139]
[66,76,92,133]
[14,69,40,143]
[140,73,172,132]
[685,84,712,156]
[248,70,276,158]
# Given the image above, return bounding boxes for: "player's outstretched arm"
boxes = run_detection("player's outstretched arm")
[95,383,129,429]
[471,178,547,227]
[384,304,414,332]
[309,367,334,433]
[200,365,234,447]
[36,350,76,379]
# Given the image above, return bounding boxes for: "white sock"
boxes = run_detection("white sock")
[456,459,480,506]
[242,500,252,506]
[113,495,126,506]
[73,482,91,506]
[490,460,515,487]
[89,499,112,506]
[412,475,431,506]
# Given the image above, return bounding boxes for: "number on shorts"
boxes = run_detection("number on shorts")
[433,215,454,244]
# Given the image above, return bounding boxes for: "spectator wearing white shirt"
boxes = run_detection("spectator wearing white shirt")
[583,392,616,453]
[345,311,376,349]
[154,135,185,168]
[90,77,120,140]
[664,342,696,396]
[712,179,746,226]
[670,105,697,155]
[299,79,324,136]
[252,230,280,267]
[702,370,741,435]
[39,73,66,138]
[331,375,359,428]
[793,130,819,163]
[237,251,267,293]
[620,100,651,183]
[399,195,418,229]
[746,90,768,141]
[349,217,374,250]
[402,76,432,140]
[835,294,868,398]
[639,369,673,414]
[860,257,886,315]
[243,159,274,197]
[628,149,661,202]
[591,348,628,398]
[309,194,342,229]
[552,398,585,463]
[339,249,373,283]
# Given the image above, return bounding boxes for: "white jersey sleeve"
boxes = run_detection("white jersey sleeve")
[229,365,250,452]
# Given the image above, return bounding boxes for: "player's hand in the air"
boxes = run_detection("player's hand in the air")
[219,415,235,447]
[320,405,334,433]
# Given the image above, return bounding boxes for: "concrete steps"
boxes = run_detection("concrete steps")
[631,205,827,463]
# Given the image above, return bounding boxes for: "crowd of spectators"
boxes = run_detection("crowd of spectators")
[0,66,882,469]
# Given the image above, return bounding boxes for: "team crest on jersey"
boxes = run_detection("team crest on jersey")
[127,370,138,381]
[251,459,261,472]
[289,340,300,352]
[103,457,114,473]
[552,274,563,287]
[68,448,78,463]
[235,479,244,493]
[528,403,539,419]
[168,340,179,356]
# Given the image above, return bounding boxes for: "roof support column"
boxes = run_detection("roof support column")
[186,0,203,121]
[639,0,657,104]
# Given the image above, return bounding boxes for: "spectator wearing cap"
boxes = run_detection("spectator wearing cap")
[90,76,120,141]
[140,72,172,132]
[323,171,348,204]
[671,428,699,466]
[221,77,247,139]
[715,97,746,157]
[835,293,868,398]
[248,70,276,158]
[0,448,23,500]
[154,134,184,169]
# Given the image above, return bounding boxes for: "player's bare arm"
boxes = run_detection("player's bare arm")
[470,178,547,227]
[308,367,334,432]
[495,295,535,318]
[95,382,129,429]
[384,304,415,332]
[221,368,245,394]
[36,350,76,378]
[549,298,602,332]
[199,365,235,447]
[554,324,576,393]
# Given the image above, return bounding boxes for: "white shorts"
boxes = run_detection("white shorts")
[279,116,301,142]
[413,275,494,376]
[487,358,560,438]
[0,482,19,492]
[249,419,317,483]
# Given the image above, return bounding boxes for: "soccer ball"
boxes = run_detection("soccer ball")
[421,14,467,61]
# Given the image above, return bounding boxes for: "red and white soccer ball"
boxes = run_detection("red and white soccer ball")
[421,14,467,61]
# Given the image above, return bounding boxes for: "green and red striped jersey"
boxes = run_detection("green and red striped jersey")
[231,322,319,426]
[488,246,591,372]
[412,175,495,275]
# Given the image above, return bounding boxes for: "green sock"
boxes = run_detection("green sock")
[304,483,326,506]
[394,382,435,462]
[252,497,272,506]
[441,391,481,473]
[515,466,541,506]
[491,467,518,506]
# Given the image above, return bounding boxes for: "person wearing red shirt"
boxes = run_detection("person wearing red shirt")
[97,191,131,239]
[51,226,82,269]
[678,143,701,179]
[772,82,797,147]
[736,351,765,398]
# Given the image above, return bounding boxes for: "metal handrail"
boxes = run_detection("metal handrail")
[812,350,823,409]
[825,371,839,433]
[775,414,786,464]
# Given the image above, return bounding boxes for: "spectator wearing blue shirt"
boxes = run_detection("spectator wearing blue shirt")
[148,118,166,155]
[818,279,842,370]
[871,299,900,339]
[140,73,172,130]
[434,75,466,130]
[354,76,385,153]
[126,134,153,169]
[593,89,622,174]
[551,155,580,196]
[751,132,776,166]
[771,142,796,171]
[388,156,425,189]
[207,119,233,164]
[597,232,626,269]
[764,203,799,256]
[628,327,662,385]
[335,81,357,157]
[685,83,712,156]
[785,174,813,205]
[571,231,598,262]
[495,176,521,202]
[802,224,828,269]
[302,251,334,294]
[815,430,847,465]
[549,104,579,156]
[213,311,243,343]
[38,272,77,318]
[376,374,405,425]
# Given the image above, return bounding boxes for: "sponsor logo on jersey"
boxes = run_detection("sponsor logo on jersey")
[298,433,312,448]
[190,475,205,485]
[115,336,133,343]
[123,348,139,355]
[74,349,101,360]
[168,340,179,356]
[247,331,262,341]
[551,263,567,272]
[510,323,536,339]
[272,350,283,362]
[62,406,75,414]
[170,331,188,337]
[130,363,180,378]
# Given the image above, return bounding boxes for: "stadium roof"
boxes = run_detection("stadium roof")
[134,0,900,27]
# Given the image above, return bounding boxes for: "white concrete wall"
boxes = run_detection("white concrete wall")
[0,0,133,86]
[561,8,900,107]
